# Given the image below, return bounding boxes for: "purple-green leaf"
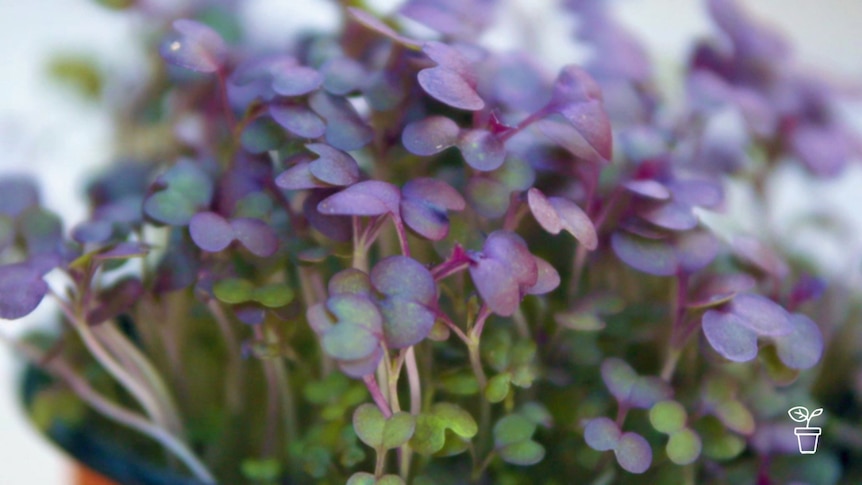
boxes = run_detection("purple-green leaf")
[584,417,620,451]
[402,116,460,156]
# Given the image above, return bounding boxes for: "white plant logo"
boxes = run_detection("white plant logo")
[788,406,823,454]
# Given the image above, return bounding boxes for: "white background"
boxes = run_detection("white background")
[0,0,860,483]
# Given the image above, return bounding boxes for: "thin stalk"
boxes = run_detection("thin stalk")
[363,374,393,418]
[96,322,184,435]
[60,297,173,432]
[255,325,280,458]
[436,310,470,346]
[1,334,215,484]
[207,300,243,413]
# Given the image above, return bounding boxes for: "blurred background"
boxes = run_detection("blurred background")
[0,0,859,483]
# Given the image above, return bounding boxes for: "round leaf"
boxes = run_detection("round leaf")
[0,263,48,319]
[213,279,255,304]
[702,310,759,362]
[614,432,652,474]
[402,116,459,156]
[493,414,536,447]
[666,429,701,465]
[649,401,687,434]
[231,218,279,257]
[189,211,233,252]
[160,19,226,73]
[382,412,416,449]
[773,313,823,370]
[498,440,545,466]
[353,403,386,448]
[485,373,511,403]
[584,417,621,451]
[457,129,505,171]
[611,231,677,276]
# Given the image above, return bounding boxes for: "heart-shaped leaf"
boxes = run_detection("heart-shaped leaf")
[318,181,401,217]
[666,428,701,465]
[160,19,226,73]
[773,313,823,369]
[457,129,505,171]
[418,42,484,111]
[547,65,611,161]
[649,400,687,434]
[353,404,416,450]
[402,116,460,156]
[527,188,598,250]
[584,417,621,451]
[144,160,214,226]
[401,178,465,241]
[498,440,545,466]
[410,403,477,456]
[306,143,361,186]
[270,105,326,139]
[309,91,373,151]
[614,432,651,474]
[189,211,234,252]
[0,263,49,319]
[702,309,759,362]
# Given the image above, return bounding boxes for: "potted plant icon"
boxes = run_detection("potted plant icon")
[788,406,824,454]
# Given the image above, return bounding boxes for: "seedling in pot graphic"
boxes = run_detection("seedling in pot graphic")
[788,406,823,454]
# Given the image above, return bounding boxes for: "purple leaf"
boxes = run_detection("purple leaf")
[378,297,436,349]
[418,68,485,111]
[303,190,353,242]
[308,91,373,151]
[402,116,460,156]
[547,65,612,161]
[347,8,421,48]
[728,293,791,337]
[525,257,560,295]
[418,42,484,111]
[270,65,323,97]
[269,105,326,139]
[231,218,279,257]
[318,181,401,217]
[371,256,436,304]
[636,201,698,231]
[674,229,719,272]
[401,178,465,241]
[483,232,538,289]
[611,231,677,276]
[667,179,724,209]
[614,432,652,474]
[528,189,598,250]
[628,377,673,409]
[0,177,39,217]
[189,211,234,252]
[732,236,789,278]
[275,156,329,191]
[624,180,671,200]
[584,417,621,452]
[0,263,48,319]
[469,256,519,316]
[160,19,226,73]
[702,310,759,362]
[320,57,367,95]
[457,129,505,171]
[72,220,114,244]
[306,143,361,186]
[773,313,823,369]
[400,0,497,39]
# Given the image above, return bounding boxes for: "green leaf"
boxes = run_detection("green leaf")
[759,344,800,385]
[382,412,416,449]
[434,403,478,438]
[353,403,386,448]
[410,403,477,456]
[439,372,480,396]
[498,440,546,466]
[485,373,511,403]
[695,416,745,461]
[494,414,537,447]
[715,400,755,435]
[519,402,553,428]
[377,475,406,485]
[240,458,281,481]
[213,278,255,304]
[347,472,377,485]
[649,400,687,434]
[253,283,294,308]
[666,429,701,465]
